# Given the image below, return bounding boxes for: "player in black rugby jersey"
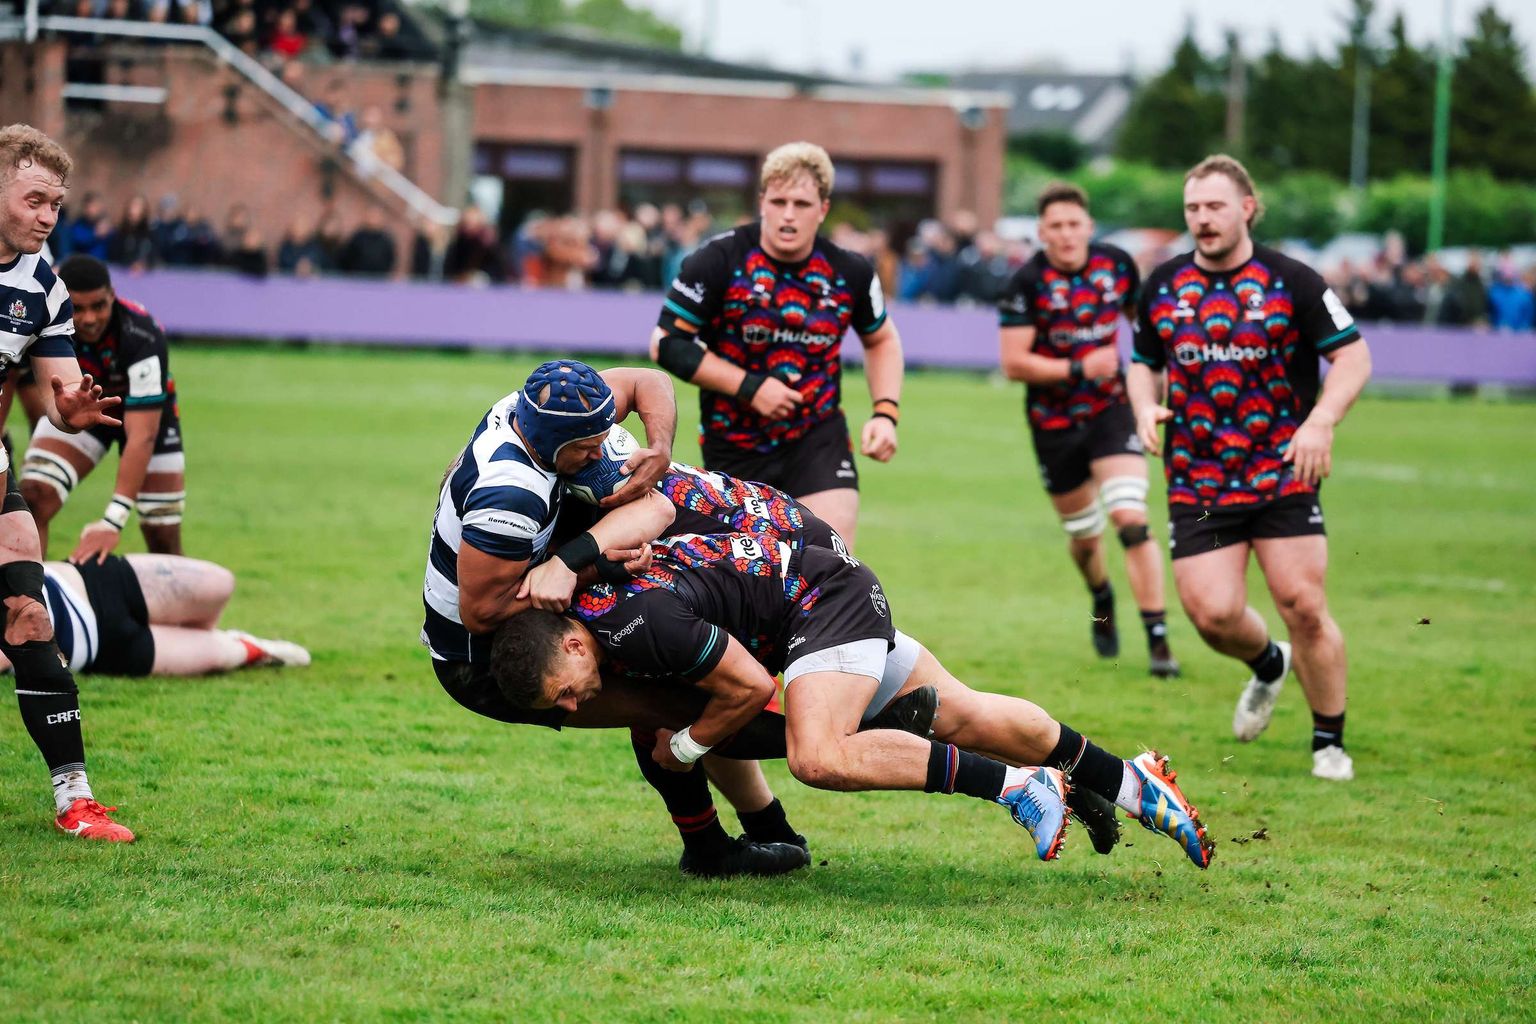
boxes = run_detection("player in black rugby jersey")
[649,141,905,551]
[998,184,1176,677]
[19,255,186,563]
[492,532,1217,870]
[1127,155,1372,782]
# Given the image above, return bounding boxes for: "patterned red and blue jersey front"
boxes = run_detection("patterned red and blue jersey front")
[659,223,887,453]
[997,243,1139,432]
[1133,245,1361,507]
[658,461,841,550]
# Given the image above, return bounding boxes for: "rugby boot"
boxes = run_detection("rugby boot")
[55,799,135,842]
[1312,745,1355,782]
[1233,640,1291,742]
[1148,641,1181,679]
[679,835,810,878]
[1065,784,1121,855]
[1126,751,1213,869]
[1091,588,1119,658]
[996,766,1069,861]
[227,630,312,668]
[859,684,940,738]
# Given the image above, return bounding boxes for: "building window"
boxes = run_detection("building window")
[618,149,756,219]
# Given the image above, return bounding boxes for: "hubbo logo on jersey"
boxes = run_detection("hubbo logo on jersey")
[1173,340,1271,367]
[742,324,829,347]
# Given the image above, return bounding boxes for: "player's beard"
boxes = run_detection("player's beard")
[1197,228,1242,265]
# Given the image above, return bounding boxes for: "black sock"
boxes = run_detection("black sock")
[1090,581,1114,615]
[923,741,1007,800]
[1048,724,1125,803]
[1311,711,1346,751]
[737,797,802,847]
[629,729,729,856]
[1140,610,1168,649]
[1245,641,1286,684]
[16,687,86,776]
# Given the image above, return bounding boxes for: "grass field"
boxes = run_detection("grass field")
[1,344,1533,1023]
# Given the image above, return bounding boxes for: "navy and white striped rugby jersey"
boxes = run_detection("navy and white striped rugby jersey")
[420,391,562,663]
[0,251,77,372]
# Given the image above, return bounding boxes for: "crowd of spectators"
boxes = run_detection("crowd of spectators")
[1324,240,1536,332]
[40,0,429,63]
[45,193,1536,332]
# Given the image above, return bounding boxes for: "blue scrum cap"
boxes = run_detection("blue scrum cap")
[513,360,617,467]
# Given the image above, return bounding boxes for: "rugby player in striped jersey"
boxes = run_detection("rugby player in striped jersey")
[0,124,133,840]
[422,360,811,877]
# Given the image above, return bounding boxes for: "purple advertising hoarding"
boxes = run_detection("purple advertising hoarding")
[108,269,1536,385]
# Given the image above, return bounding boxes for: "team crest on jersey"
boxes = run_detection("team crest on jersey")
[869,584,888,618]
[7,299,26,320]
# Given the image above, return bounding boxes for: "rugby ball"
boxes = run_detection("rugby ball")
[565,425,639,504]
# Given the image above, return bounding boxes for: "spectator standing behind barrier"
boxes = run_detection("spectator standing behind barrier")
[1455,253,1490,329]
[1488,261,1534,331]
[445,206,504,284]
[108,194,157,270]
[277,214,324,276]
[66,193,109,260]
[338,206,397,277]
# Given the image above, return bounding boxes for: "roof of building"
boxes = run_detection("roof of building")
[941,71,1134,149]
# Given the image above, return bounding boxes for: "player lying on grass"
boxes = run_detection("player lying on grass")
[422,359,817,877]
[0,554,308,677]
[496,478,1216,869]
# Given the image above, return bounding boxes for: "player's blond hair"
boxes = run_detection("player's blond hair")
[1185,153,1264,227]
[760,141,834,201]
[0,124,72,190]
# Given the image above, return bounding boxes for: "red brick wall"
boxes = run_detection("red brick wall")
[471,82,1006,222]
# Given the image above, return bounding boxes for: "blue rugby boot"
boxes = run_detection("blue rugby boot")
[1127,750,1214,869]
[996,766,1069,861]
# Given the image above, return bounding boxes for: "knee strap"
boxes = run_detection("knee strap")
[1117,523,1151,549]
[0,560,45,603]
[1061,502,1106,540]
[136,490,186,525]
[1100,475,1148,515]
[20,450,78,503]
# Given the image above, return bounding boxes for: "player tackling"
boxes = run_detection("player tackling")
[1127,155,1371,781]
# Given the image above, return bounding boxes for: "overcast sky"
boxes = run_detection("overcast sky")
[632,0,1535,79]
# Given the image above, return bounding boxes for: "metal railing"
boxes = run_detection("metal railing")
[24,13,457,226]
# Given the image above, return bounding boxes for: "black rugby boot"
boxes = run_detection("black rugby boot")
[679,835,811,878]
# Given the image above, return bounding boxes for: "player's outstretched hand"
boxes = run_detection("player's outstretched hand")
[600,446,670,509]
[1135,403,1173,455]
[70,521,121,566]
[860,415,898,462]
[1284,411,1335,486]
[517,557,579,611]
[651,728,693,772]
[1082,345,1120,379]
[52,374,123,430]
[750,375,803,420]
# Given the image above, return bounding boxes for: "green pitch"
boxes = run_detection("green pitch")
[1,345,1532,1022]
